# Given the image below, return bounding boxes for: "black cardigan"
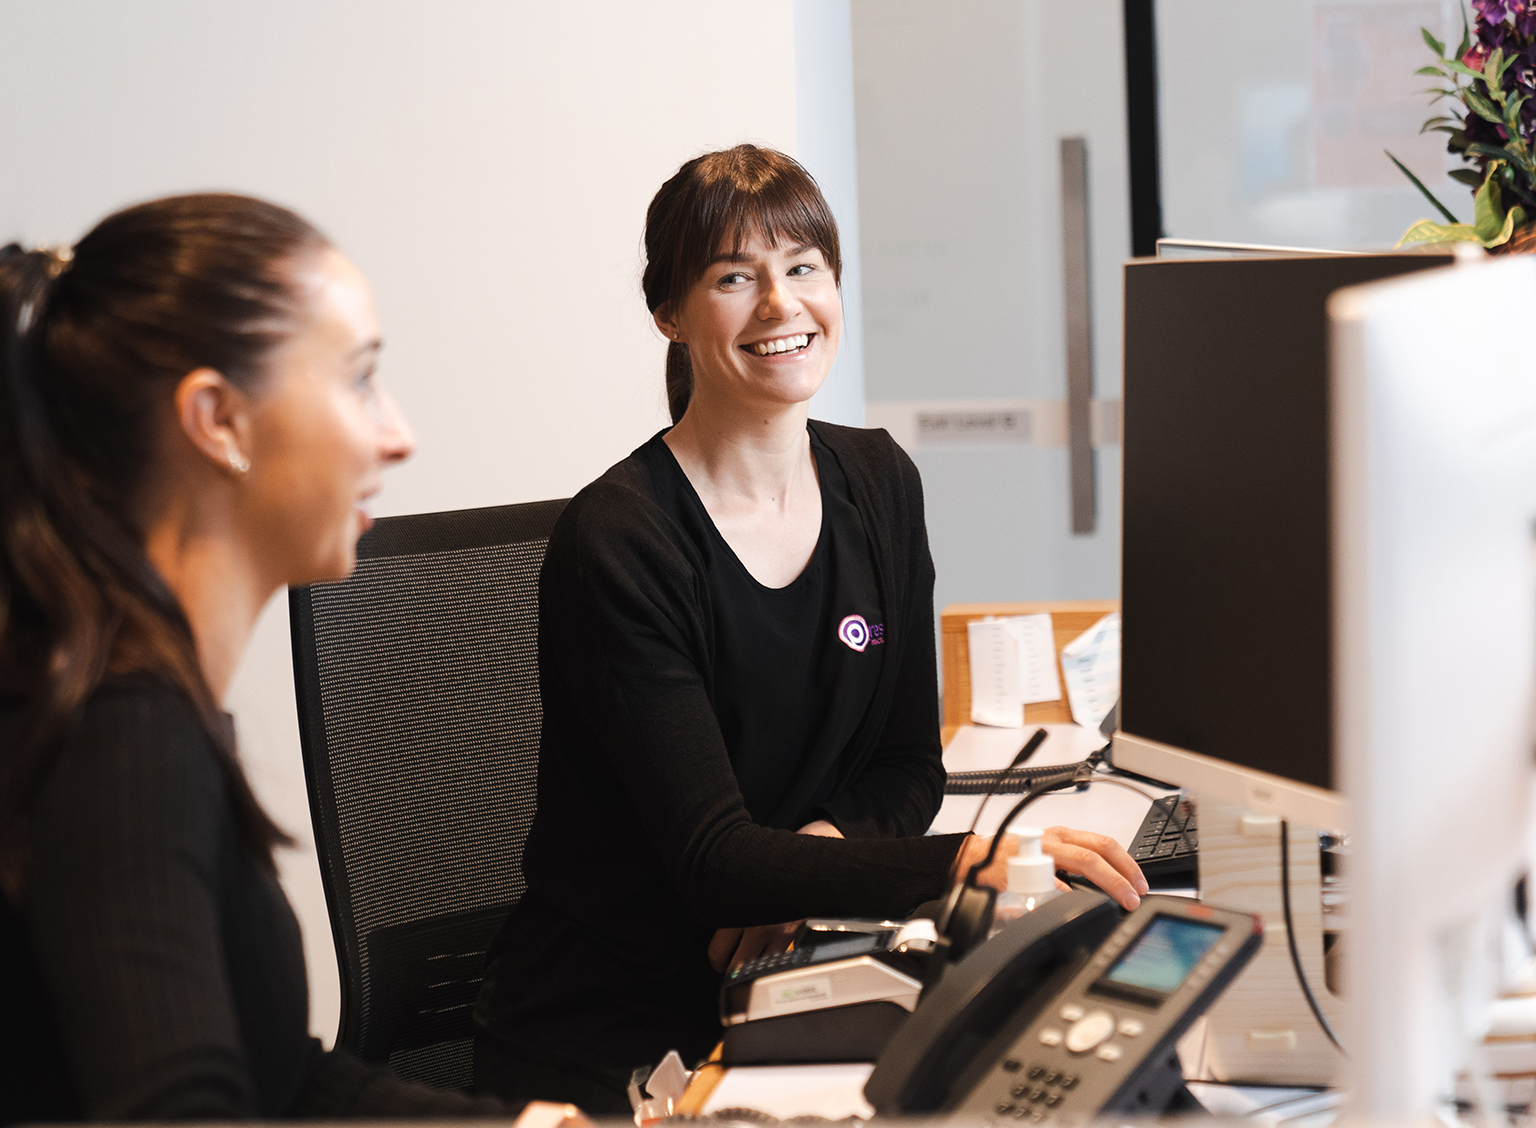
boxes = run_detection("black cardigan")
[476,422,964,1073]
[0,678,517,1122]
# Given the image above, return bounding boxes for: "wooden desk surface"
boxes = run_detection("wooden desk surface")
[940,600,1119,743]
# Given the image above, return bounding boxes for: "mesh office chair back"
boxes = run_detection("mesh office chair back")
[289,499,567,1090]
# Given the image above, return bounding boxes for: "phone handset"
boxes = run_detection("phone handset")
[866,891,1121,1114]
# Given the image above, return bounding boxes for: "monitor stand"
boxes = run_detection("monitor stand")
[1186,797,1345,1086]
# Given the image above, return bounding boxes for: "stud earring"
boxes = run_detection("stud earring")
[229,452,250,475]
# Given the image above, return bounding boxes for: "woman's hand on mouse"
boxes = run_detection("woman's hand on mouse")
[707,819,845,973]
[958,827,1149,911]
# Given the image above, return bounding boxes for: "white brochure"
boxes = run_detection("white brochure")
[966,613,1063,728]
[1059,612,1120,731]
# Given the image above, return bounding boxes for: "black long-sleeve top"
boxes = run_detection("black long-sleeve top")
[0,677,519,1122]
[475,422,965,1077]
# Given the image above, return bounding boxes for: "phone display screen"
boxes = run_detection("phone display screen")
[806,933,884,962]
[1100,915,1224,997]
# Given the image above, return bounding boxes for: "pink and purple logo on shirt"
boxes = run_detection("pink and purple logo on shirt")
[837,614,885,652]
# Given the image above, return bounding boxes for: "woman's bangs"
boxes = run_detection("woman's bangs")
[718,179,840,280]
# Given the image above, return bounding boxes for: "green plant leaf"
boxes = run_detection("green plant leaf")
[1467,141,1524,164]
[1474,140,1536,179]
[1417,65,1447,77]
[1488,46,1508,86]
[1397,218,1481,246]
[1450,167,1484,186]
[1423,27,1447,56]
[1458,4,1472,59]
[1421,115,1463,135]
[1387,150,1463,223]
[1482,205,1521,247]
[1474,163,1507,241]
[1447,59,1486,81]
[1466,89,1504,122]
[1495,47,1520,87]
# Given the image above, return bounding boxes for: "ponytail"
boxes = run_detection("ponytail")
[665,341,693,425]
[0,196,324,897]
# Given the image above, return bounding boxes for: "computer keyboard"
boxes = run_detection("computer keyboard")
[1130,794,1198,883]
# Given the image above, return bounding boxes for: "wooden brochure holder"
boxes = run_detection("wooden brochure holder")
[938,600,1119,742]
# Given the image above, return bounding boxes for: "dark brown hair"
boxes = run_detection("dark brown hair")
[642,144,842,424]
[0,194,328,893]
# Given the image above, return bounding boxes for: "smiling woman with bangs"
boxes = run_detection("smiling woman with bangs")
[470,145,1148,1112]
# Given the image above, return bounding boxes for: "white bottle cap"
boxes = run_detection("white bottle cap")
[1007,826,1058,895]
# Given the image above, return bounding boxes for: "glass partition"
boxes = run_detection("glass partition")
[1156,0,1457,249]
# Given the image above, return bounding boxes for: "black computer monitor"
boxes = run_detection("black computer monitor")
[1111,252,1449,826]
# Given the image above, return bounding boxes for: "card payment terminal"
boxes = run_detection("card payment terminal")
[719,917,937,1064]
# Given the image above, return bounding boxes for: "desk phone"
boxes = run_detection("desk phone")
[719,917,937,1064]
[867,892,1262,1124]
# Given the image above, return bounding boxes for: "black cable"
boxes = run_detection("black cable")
[1280,820,1346,1054]
[945,757,1090,795]
[936,729,1052,940]
[958,728,1050,821]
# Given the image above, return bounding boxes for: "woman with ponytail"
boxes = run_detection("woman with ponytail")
[0,196,579,1126]
[472,145,1148,1109]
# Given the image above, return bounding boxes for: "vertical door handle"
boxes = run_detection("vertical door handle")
[1061,136,1096,535]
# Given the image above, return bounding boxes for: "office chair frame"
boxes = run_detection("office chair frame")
[289,498,566,1066]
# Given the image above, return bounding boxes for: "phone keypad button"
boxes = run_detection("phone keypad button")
[1059,1074,1079,1090]
[1059,1004,1085,1022]
[1027,1065,1046,1080]
[997,1104,1015,1115]
[1118,1018,1144,1037]
[1096,1043,1123,1062]
[1044,1094,1062,1108]
[1038,1027,1064,1047]
[1003,1059,1023,1073]
[1011,1084,1028,1098]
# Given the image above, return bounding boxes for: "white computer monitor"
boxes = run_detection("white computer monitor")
[1329,254,1536,1121]
[1154,237,1361,260]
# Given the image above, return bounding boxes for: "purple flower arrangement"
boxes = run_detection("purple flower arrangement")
[1396,1,1536,247]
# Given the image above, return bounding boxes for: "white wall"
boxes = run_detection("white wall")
[0,0,804,1043]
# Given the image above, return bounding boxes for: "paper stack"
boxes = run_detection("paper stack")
[965,613,1062,728]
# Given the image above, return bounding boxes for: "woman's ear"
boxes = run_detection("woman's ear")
[653,303,684,344]
[174,368,254,477]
